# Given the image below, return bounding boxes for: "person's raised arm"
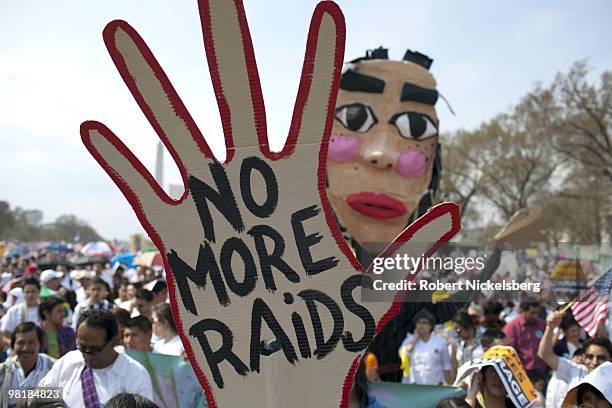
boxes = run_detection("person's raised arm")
[0,314,12,348]
[444,369,453,386]
[442,339,453,385]
[450,342,458,382]
[465,371,482,407]
[403,333,419,354]
[538,310,562,370]
[1,331,11,350]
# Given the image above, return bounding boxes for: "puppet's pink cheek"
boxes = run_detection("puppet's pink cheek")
[328,134,360,162]
[396,150,428,177]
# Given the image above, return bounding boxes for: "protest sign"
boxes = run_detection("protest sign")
[81,0,461,406]
[369,382,465,408]
[455,346,538,408]
[126,350,207,408]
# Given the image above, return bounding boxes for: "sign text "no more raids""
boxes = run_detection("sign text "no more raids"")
[166,156,376,389]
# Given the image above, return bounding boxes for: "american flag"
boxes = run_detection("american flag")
[571,267,612,337]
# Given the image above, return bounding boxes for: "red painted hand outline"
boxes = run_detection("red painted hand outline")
[81,1,460,406]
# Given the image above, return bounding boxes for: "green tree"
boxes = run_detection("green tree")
[5,207,44,241]
[0,201,15,238]
[41,214,103,242]
[0,201,104,242]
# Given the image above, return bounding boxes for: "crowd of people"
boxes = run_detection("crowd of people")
[356,296,612,407]
[1,241,611,408]
[0,243,184,407]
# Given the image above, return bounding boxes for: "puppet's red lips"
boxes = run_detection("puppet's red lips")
[346,192,407,219]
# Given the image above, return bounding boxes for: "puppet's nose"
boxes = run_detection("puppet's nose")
[361,133,397,169]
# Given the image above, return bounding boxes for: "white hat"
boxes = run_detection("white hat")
[70,269,94,280]
[144,279,158,291]
[8,287,22,297]
[40,269,64,284]
[562,361,612,407]
[1,272,11,286]
[4,287,23,309]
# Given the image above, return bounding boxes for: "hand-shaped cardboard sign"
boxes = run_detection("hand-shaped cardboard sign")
[327,48,441,245]
[81,1,460,406]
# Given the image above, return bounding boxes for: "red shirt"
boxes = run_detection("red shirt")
[503,314,548,373]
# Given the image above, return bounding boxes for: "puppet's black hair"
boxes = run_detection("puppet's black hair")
[350,47,433,71]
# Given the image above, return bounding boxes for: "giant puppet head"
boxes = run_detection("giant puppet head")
[327,48,441,245]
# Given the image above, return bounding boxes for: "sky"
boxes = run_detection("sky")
[1,0,611,241]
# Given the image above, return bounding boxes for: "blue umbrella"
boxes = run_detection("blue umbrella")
[6,246,26,258]
[111,252,136,269]
[45,243,71,253]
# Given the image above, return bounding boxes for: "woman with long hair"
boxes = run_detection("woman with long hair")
[151,303,184,356]
[348,360,384,408]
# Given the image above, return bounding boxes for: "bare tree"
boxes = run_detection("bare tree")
[440,130,488,223]
[550,61,612,173]
[441,62,610,241]
[443,109,561,223]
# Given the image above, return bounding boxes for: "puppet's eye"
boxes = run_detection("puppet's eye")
[390,112,438,140]
[335,103,377,133]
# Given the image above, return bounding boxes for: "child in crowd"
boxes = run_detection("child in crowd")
[152,303,183,356]
[71,276,111,331]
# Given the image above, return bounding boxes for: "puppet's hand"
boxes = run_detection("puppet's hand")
[81,1,459,406]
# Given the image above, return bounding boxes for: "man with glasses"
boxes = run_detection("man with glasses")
[39,309,153,407]
[538,310,612,391]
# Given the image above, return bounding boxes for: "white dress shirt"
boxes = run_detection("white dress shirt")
[399,332,452,385]
[545,371,570,408]
[75,287,87,304]
[153,334,184,356]
[0,303,40,333]
[39,350,153,407]
[555,356,588,389]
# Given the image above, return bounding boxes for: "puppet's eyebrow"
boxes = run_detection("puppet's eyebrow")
[401,82,438,105]
[340,69,385,93]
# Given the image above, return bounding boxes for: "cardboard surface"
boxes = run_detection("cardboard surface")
[81,1,461,406]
